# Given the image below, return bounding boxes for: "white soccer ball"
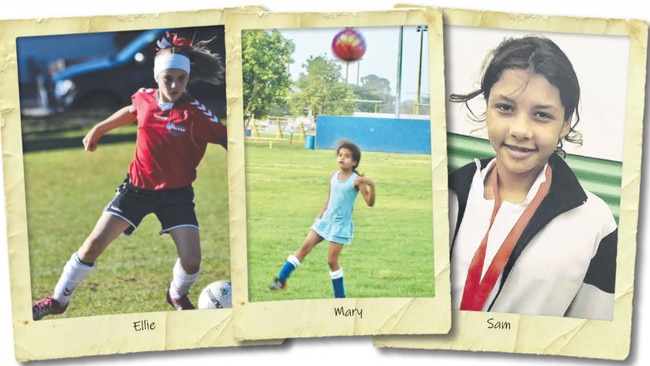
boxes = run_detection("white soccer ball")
[198,280,232,309]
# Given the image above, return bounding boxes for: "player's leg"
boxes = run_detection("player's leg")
[155,185,201,310]
[327,242,345,298]
[269,230,323,290]
[77,212,133,263]
[166,226,201,310]
[32,213,130,320]
[294,230,325,262]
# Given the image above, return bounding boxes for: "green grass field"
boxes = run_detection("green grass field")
[24,117,230,318]
[245,140,436,302]
[23,114,437,316]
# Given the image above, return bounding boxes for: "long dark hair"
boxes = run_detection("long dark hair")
[155,31,224,86]
[450,35,583,157]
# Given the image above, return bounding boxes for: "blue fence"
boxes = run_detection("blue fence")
[315,115,431,154]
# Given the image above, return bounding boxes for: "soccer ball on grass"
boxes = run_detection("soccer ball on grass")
[197,280,232,309]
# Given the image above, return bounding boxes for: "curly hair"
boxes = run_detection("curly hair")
[336,139,363,175]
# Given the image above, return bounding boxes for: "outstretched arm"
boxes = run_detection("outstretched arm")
[355,176,375,207]
[82,106,136,152]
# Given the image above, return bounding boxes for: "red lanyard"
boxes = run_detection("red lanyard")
[460,164,552,311]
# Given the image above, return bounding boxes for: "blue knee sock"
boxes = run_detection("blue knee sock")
[330,268,345,298]
[278,254,301,280]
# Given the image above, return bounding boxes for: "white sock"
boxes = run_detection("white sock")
[287,254,301,268]
[53,252,95,304]
[330,267,344,279]
[168,258,201,299]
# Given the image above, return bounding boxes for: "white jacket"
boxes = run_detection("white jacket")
[449,154,617,320]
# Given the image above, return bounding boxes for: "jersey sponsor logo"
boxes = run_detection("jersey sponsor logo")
[167,121,187,136]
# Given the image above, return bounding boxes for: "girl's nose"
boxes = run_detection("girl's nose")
[509,113,533,139]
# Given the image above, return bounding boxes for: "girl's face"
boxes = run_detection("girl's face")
[337,147,358,171]
[486,68,570,180]
[156,68,189,103]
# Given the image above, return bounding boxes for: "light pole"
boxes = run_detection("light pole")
[415,25,428,115]
[395,26,403,118]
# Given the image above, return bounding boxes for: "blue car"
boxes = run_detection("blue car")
[43,26,226,118]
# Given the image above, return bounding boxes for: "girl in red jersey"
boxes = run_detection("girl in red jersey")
[32,31,227,320]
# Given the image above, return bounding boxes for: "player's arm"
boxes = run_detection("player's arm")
[83,106,136,152]
[355,175,375,207]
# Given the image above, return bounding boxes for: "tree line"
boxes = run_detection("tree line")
[241,29,428,125]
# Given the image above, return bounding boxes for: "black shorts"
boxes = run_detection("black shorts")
[104,176,198,235]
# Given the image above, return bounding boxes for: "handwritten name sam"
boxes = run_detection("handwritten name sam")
[486,317,511,330]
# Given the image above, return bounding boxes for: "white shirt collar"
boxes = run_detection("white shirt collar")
[474,158,549,205]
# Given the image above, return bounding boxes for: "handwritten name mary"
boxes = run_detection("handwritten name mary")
[334,306,363,319]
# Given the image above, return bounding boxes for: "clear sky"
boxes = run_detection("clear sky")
[278,26,430,102]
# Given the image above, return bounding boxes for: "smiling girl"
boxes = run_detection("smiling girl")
[448,36,617,320]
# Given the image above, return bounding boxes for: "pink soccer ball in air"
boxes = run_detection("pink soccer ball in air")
[331,28,367,62]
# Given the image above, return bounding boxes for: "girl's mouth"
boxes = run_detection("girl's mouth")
[503,143,537,153]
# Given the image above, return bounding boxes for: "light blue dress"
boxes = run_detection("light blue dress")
[311,171,359,244]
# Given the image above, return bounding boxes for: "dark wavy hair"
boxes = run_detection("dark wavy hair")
[450,35,583,157]
[336,139,362,175]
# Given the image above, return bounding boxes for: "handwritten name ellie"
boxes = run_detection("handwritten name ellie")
[133,319,156,331]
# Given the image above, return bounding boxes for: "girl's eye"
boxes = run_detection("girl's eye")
[534,111,555,121]
[494,103,513,112]
[163,76,186,84]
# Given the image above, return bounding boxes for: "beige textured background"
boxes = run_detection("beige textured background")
[2,1,650,366]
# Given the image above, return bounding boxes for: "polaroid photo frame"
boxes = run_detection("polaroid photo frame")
[225,7,451,341]
[374,7,647,360]
[0,7,283,362]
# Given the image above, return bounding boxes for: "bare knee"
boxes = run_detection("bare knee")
[179,256,201,275]
[295,232,323,261]
[78,235,112,262]
[327,257,340,271]
[295,244,313,262]
[327,243,343,271]
[78,214,129,263]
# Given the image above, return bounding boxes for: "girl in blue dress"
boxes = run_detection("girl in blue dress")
[269,140,375,298]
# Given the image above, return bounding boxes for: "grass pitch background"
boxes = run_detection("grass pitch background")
[245,139,436,302]
[23,111,435,314]
[23,112,230,318]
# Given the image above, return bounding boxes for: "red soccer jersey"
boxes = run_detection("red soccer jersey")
[128,88,227,190]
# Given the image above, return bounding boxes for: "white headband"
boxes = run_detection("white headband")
[153,53,191,79]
